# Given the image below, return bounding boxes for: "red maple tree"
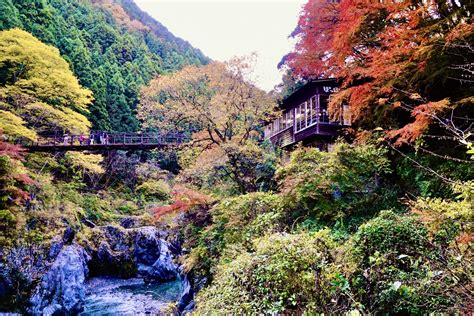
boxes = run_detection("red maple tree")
[152,185,213,218]
[0,133,36,205]
[283,0,473,145]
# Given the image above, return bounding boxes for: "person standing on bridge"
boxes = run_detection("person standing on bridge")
[79,134,85,145]
[63,133,69,145]
[89,132,94,145]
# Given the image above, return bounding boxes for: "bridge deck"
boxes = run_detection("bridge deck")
[23,132,186,152]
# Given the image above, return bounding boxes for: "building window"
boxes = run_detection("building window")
[310,95,318,125]
[284,110,293,129]
[296,105,299,131]
[319,95,330,122]
[300,102,307,130]
[265,109,296,139]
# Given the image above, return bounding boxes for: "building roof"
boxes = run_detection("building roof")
[280,78,339,110]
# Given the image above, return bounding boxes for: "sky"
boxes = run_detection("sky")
[134,0,306,91]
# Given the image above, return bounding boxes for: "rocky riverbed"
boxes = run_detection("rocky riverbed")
[1,223,195,315]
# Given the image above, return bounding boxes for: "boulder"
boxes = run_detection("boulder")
[89,226,135,277]
[133,226,161,266]
[177,275,194,314]
[48,236,64,260]
[145,240,178,282]
[120,217,136,229]
[62,226,75,244]
[133,227,178,282]
[29,245,90,315]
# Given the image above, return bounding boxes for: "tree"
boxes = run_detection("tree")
[0,29,92,138]
[1,0,207,131]
[0,0,22,30]
[0,133,35,209]
[283,0,473,149]
[138,58,278,193]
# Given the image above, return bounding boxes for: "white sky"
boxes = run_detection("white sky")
[134,0,306,91]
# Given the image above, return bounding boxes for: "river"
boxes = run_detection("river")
[79,277,183,315]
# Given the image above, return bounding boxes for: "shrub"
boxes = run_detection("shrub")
[81,194,114,223]
[116,200,139,215]
[352,210,429,261]
[276,142,396,224]
[183,192,284,279]
[136,179,171,201]
[194,230,337,314]
[351,210,471,314]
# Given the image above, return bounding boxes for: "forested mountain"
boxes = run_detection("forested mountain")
[0,0,208,132]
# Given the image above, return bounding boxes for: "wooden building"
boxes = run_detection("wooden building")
[264,79,351,150]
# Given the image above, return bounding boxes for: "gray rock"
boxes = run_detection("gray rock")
[29,245,90,315]
[62,227,75,244]
[119,217,136,229]
[48,236,64,260]
[177,275,193,313]
[133,227,178,282]
[100,225,129,252]
[148,240,178,281]
[133,227,161,266]
[96,241,115,266]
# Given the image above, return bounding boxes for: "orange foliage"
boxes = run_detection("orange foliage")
[388,99,450,144]
[153,186,213,218]
[285,0,472,143]
[92,0,149,32]
[456,232,474,245]
[0,134,37,205]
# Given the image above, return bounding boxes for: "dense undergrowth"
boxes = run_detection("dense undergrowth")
[174,141,473,314]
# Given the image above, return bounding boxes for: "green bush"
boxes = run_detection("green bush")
[117,200,139,215]
[183,192,284,279]
[353,210,429,262]
[81,194,114,223]
[136,180,171,201]
[350,211,469,314]
[194,230,337,314]
[276,142,398,224]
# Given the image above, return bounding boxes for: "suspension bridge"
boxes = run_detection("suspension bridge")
[23,131,187,152]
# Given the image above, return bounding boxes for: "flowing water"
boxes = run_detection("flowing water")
[79,277,183,315]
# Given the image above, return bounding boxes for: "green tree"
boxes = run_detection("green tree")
[0,29,92,137]
[0,0,22,30]
[1,0,208,131]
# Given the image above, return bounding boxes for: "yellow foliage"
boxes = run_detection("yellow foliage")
[138,58,276,146]
[65,152,104,175]
[0,29,93,110]
[0,110,37,141]
[23,102,90,134]
[0,29,92,136]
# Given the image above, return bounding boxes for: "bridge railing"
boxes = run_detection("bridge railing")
[22,131,188,148]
